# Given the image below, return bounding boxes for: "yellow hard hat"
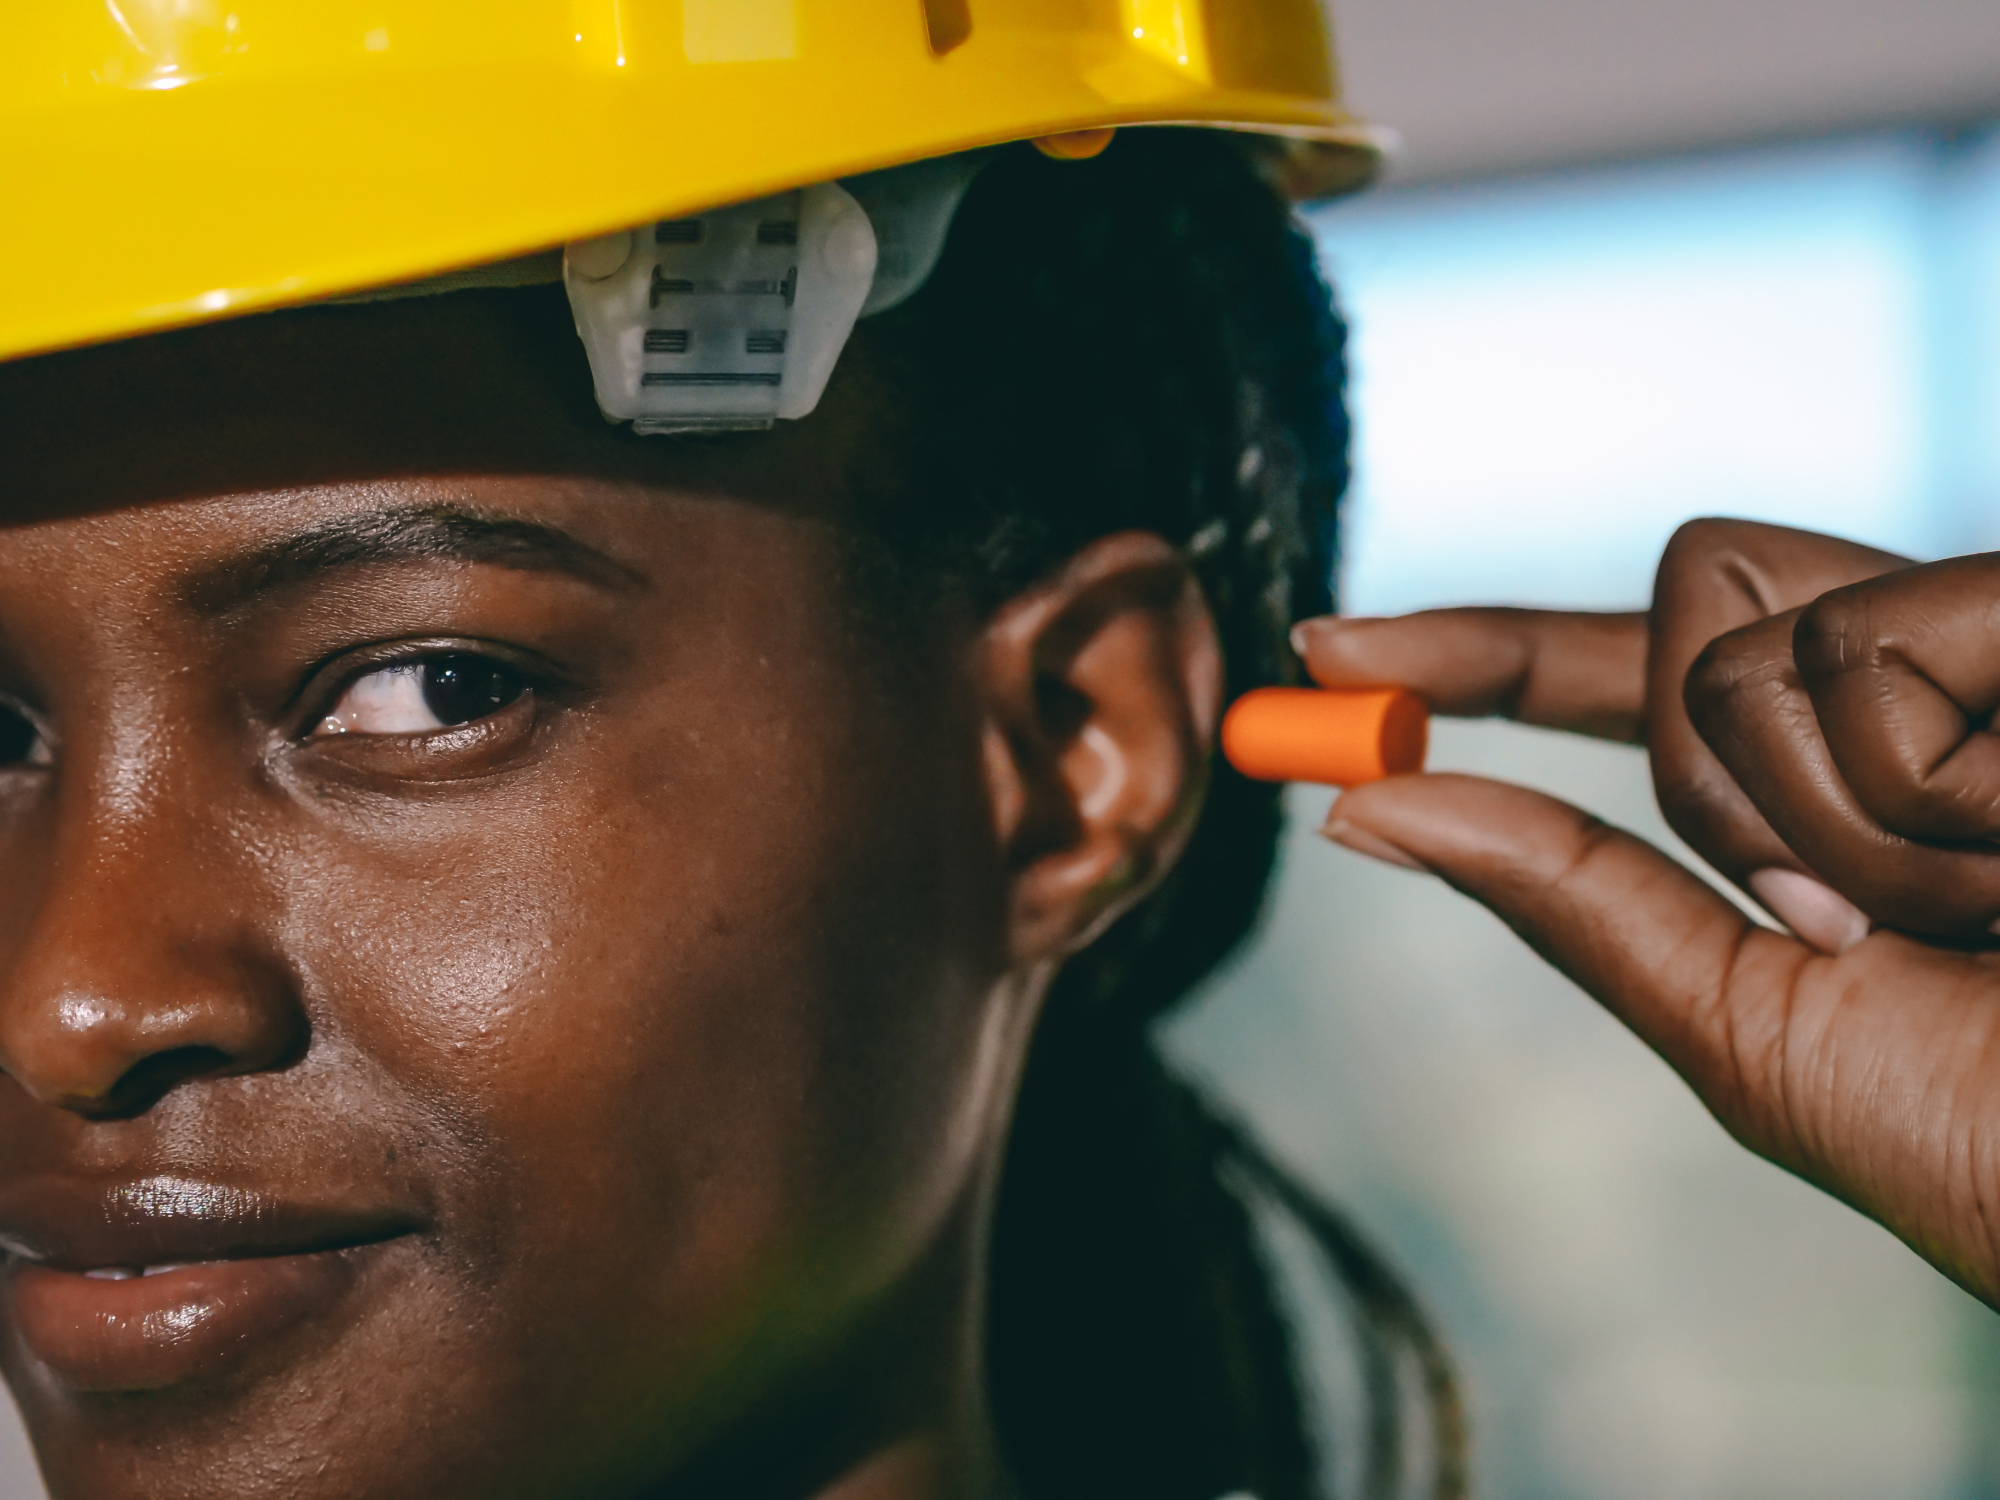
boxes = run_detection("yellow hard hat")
[3,0,1374,365]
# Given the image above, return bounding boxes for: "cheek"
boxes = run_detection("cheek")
[273,638,1007,1385]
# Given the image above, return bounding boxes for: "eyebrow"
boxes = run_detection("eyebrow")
[183,504,646,614]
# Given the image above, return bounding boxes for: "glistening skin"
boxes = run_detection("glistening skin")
[0,291,1221,1500]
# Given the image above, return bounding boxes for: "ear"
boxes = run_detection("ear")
[978,531,1224,967]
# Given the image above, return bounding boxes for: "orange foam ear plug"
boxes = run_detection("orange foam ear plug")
[1221,687,1429,786]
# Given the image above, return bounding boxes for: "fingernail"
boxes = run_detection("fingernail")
[1748,868,1871,954]
[1323,816,1428,872]
[1289,617,1344,658]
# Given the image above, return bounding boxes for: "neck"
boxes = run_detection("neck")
[636,1177,1016,1500]
[790,973,1051,1500]
[802,1173,1016,1500]
[637,964,1056,1500]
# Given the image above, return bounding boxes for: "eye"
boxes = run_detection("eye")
[314,655,529,738]
[0,698,51,769]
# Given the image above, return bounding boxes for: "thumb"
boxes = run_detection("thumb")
[1323,773,1818,1147]
[1328,773,2000,1308]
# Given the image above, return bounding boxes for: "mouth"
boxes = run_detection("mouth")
[0,1176,419,1392]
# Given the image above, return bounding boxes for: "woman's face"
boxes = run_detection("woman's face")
[0,298,1032,1499]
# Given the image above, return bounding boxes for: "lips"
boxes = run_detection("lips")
[0,1175,418,1392]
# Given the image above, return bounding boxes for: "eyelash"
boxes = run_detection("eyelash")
[0,645,554,777]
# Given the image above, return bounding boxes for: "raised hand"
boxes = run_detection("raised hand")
[1291,519,2000,1305]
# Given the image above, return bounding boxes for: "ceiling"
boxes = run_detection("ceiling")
[1333,0,2000,184]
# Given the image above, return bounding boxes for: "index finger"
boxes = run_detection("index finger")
[1293,607,1648,742]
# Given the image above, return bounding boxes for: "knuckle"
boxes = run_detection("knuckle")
[1791,592,1872,680]
[1528,810,1632,915]
[1658,516,1786,579]
[1663,515,1738,555]
[1657,517,1739,584]
[1657,517,1812,618]
[1682,631,1776,726]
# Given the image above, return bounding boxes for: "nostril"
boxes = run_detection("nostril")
[0,909,311,1116]
[74,1045,239,1121]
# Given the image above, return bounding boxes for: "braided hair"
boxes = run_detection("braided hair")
[855,130,1466,1500]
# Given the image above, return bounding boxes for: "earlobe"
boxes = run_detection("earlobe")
[978,531,1223,968]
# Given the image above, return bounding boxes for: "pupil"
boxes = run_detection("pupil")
[0,707,33,765]
[419,657,523,728]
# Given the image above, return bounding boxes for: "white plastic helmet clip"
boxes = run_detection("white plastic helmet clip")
[564,154,986,434]
[564,183,875,434]
[844,151,988,318]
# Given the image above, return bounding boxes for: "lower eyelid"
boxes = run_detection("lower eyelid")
[297,690,540,783]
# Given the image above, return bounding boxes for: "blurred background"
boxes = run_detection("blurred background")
[1167,3,2000,1498]
[4,3,2000,1498]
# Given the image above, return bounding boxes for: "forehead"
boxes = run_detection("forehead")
[0,289,900,538]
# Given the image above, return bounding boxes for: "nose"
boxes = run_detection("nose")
[0,776,305,1121]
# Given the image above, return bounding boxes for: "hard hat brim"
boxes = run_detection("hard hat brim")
[4,43,1375,363]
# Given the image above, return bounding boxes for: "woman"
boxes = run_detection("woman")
[10,9,2000,1500]
[0,129,1454,1500]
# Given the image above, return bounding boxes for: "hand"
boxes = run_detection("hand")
[1292,519,2000,1305]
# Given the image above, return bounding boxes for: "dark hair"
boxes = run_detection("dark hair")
[855,132,1466,1500]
